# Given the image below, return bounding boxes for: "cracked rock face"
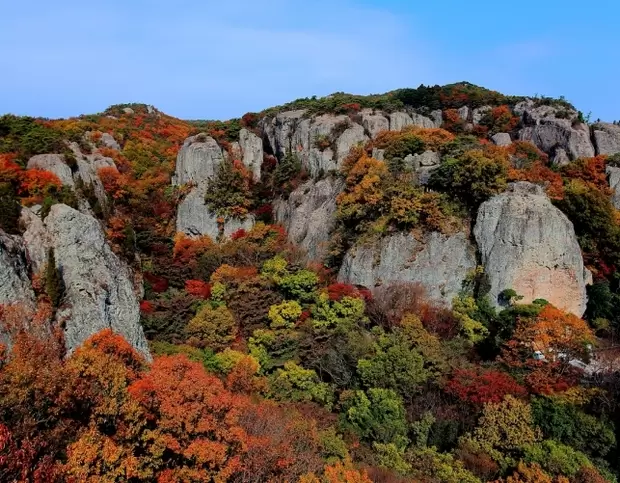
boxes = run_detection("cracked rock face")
[45,204,150,359]
[27,154,75,187]
[338,231,477,306]
[474,182,590,316]
[593,123,620,156]
[173,134,255,239]
[274,177,344,262]
[0,230,35,310]
[607,166,620,209]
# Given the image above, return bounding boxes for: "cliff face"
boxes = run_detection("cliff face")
[474,182,591,316]
[338,231,477,306]
[2,204,150,359]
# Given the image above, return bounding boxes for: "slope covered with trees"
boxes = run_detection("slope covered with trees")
[2,83,620,482]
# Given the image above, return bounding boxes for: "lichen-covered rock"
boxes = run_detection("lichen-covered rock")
[44,204,150,359]
[338,231,476,306]
[593,123,620,155]
[607,166,620,209]
[491,133,512,147]
[336,124,368,164]
[411,113,437,129]
[0,230,35,309]
[474,182,590,316]
[274,177,344,261]
[27,154,74,187]
[239,128,263,181]
[458,106,470,122]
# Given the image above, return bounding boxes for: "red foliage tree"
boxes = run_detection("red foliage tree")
[445,367,527,405]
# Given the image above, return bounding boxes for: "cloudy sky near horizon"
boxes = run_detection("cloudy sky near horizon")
[1,0,618,121]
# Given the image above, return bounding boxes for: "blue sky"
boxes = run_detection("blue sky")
[1,0,618,121]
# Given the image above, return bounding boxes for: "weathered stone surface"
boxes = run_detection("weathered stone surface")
[606,166,620,209]
[274,177,344,261]
[20,207,51,274]
[411,112,438,129]
[122,107,134,115]
[491,133,512,147]
[416,150,441,167]
[176,187,254,240]
[372,148,385,161]
[173,134,254,238]
[551,148,571,167]
[173,135,224,186]
[474,182,590,316]
[338,231,476,306]
[361,111,389,138]
[593,123,620,155]
[473,106,492,125]
[516,100,595,160]
[44,204,150,358]
[0,230,35,309]
[336,124,368,164]
[458,106,470,122]
[239,128,263,181]
[27,154,74,187]
[100,132,120,150]
[389,112,413,131]
[430,110,443,128]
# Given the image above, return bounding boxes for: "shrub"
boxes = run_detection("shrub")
[185,304,237,351]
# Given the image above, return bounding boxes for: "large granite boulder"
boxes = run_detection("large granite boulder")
[174,134,254,238]
[45,204,150,358]
[361,111,389,138]
[0,230,35,310]
[239,128,263,181]
[274,177,344,262]
[260,111,370,177]
[593,123,620,156]
[27,154,74,187]
[474,182,590,316]
[338,231,477,306]
[515,100,595,160]
[607,166,620,209]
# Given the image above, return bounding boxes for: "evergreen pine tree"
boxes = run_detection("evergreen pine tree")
[45,248,63,309]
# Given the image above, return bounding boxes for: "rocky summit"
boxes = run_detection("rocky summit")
[2,83,620,481]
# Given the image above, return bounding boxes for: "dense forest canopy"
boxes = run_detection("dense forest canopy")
[2,82,620,482]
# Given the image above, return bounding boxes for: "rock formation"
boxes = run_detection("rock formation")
[515,100,595,160]
[593,123,620,156]
[607,166,620,210]
[274,177,344,262]
[474,182,591,316]
[0,230,35,310]
[174,134,254,239]
[338,231,476,306]
[44,204,150,358]
[27,154,75,187]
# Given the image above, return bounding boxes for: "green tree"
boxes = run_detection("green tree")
[185,304,237,351]
[45,248,63,309]
[339,388,409,449]
[278,269,319,303]
[204,158,251,219]
[0,183,20,234]
[269,361,335,409]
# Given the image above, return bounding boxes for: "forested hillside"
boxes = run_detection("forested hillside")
[2,83,620,482]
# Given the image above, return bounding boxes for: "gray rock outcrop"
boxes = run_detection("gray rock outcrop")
[239,128,263,181]
[474,182,590,316]
[491,133,512,147]
[45,204,150,358]
[473,106,492,125]
[100,132,120,151]
[607,166,620,209]
[516,100,595,160]
[174,134,254,238]
[361,111,389,138]
[274,177,344,261]
[338,231,476,306]
[27,154,74,187]
[0,231,35,310]
[593,123,620,156]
